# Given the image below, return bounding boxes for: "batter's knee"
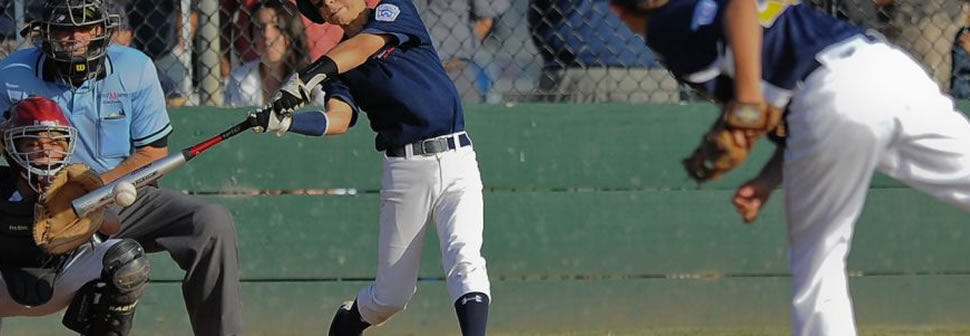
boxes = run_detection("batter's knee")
[374,291,412,314]
[446,260,490,300]
[361,288,415,324]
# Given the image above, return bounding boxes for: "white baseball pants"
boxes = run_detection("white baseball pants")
[356,139,490,326]
[785,37,970,336]
[0,239,121,317]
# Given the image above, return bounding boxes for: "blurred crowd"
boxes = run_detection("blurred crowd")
[2,0,970,106]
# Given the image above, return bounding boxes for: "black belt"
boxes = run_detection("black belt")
[386,133,472,157]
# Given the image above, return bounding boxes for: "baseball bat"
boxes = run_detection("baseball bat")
[71,115,258,217]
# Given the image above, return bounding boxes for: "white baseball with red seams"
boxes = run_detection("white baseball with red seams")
[112,181,137,207]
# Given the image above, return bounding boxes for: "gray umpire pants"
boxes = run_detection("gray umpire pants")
[112,186,242,336]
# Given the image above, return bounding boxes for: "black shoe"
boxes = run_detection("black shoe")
[328,301,369,336]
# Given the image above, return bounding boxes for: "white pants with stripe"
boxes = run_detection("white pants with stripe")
[785,38,970,335]
[356,140,490,326]
[0,239,120,317]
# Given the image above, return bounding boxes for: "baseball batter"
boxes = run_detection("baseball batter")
[0,96,150,335]
[610,0,970,335]
[252,0,490,335]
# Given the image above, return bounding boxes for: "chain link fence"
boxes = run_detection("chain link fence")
[0,0,966,106]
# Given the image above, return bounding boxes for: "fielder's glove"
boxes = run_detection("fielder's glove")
[33,164,105,255]
[682,102,782,182]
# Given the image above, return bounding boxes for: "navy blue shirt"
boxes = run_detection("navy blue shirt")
[529,0,660,68]
[646,0,863,107]
[323,0,464,151]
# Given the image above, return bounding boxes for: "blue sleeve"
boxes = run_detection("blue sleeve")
[360,0,430,47]
[129,60,173,147]
[323,78,359,127]
[951,27,970,99]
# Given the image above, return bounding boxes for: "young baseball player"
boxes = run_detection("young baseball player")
[0,1,243,335]
[0,96,150,336]
[252,0,491,334]
[610,0,970,335]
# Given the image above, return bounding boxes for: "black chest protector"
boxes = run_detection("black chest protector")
[0,167,47,267]
[0,167,68,306]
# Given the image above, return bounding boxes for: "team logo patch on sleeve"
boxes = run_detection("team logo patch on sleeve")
[375,4,400,22]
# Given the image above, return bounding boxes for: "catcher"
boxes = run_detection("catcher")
[0,96,150,335]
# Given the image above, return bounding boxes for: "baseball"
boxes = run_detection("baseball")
[113,181,138,207]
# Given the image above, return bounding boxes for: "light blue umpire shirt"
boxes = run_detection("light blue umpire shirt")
[0,45,173,173]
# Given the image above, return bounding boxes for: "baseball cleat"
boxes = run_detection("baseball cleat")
[328,300,368,336]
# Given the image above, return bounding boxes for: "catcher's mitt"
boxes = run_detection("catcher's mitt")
[34,163,105,255]
[682,102,782,182]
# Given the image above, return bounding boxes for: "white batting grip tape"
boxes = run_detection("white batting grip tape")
[72,152,189,217]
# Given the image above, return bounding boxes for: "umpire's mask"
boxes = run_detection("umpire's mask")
[35,0,119,86]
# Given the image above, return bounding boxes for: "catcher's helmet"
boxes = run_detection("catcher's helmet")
[29,0,120,86]
[1,96,78,191]
[297,0,327,24]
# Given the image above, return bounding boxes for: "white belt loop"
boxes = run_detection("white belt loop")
[405,143,413,159]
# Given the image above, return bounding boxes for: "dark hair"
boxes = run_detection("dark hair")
[248,0,309,76]
[609,0,669,14]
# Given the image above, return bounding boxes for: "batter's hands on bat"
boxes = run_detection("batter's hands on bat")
[251,106,293,136]
[271,74,312,115]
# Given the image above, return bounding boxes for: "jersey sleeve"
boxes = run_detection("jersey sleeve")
[360,0,431,47]
[645,0,727,81]
[323,78,359,127]
[129,60,173,148]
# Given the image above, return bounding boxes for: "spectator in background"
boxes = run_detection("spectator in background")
[111,0,187,106]
[229,0,379,71]
[952,11,970,99]
[107,0,132,46]
[527,0,678,103]
[224,0,323,107]
[0,16,15,57]
[129,0,196,105]
[416,0,510,103]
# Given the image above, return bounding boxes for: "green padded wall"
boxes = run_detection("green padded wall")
[4,102,969,335]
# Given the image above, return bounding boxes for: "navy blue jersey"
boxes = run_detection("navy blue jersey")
[646,0,864,107]
[323,0,464,151]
